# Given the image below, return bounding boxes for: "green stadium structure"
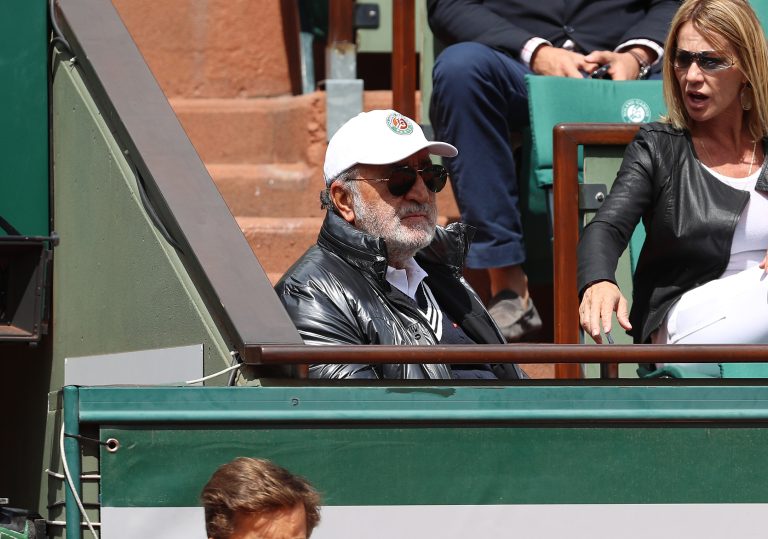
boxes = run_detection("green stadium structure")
[2,3,768,539]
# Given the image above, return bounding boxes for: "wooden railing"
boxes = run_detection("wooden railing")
[249,344,768,380]
[392,0,417,119]
[251,344,768,364]
[552,123,641,378]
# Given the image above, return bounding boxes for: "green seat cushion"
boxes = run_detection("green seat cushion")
[720,362,768,378]
[638,364,720,379]
[638,363,768,379]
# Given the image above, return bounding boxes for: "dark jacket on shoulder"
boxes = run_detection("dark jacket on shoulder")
[428,0,678,62]
[577,122,768,343]
[275,211,523,380]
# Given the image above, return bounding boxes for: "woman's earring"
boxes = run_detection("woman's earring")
[741,83,754,111]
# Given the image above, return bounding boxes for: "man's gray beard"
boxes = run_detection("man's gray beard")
[350,186,437,265]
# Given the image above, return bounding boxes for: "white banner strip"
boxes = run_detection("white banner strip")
[102,507,205,539]
[102,503,768,539]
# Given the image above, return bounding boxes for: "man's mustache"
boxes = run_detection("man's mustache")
[398,203,435,218]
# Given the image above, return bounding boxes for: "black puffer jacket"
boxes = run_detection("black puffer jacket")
[275,211,522,379]
[578,122,768,343]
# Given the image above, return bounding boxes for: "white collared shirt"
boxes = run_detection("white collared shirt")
[521,37,663,69]
[385,257,428,300]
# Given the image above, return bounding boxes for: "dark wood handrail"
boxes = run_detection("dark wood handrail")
[328,0,355,45]
[553,123,641,345]
[392,0,416,119]
[552,123,641,378]
[280,0,303,95]
[248,344,768,364]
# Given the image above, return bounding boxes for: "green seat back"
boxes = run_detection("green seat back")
[579,145,645,374]
[525,75,666,189]
[750,0,768,33]
[521,76,665,284]
[628,221,646,274]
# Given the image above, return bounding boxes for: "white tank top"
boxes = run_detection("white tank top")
[702,161,768,277]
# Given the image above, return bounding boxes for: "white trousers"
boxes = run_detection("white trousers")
[653,265,768,375]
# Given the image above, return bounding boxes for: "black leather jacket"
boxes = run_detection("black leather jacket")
[578,122,768,343]
[275,211,522,379]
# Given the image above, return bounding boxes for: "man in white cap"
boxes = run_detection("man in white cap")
[275,109,525,380]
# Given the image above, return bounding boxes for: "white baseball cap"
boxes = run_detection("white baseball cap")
[323,109,458,186]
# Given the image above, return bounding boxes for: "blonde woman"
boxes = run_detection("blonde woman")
[578,0,768,372]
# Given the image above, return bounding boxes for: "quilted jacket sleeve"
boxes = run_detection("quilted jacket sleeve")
[276,271,380,379]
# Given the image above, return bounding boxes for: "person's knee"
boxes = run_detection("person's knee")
[433,42,503,90]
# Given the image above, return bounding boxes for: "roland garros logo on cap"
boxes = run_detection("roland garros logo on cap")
[386,112,414,135]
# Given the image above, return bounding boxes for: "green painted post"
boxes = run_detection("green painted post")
[63,386,83,539]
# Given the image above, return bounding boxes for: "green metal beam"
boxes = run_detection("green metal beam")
[77,385,768,423]
[63,387,82,539]
[99,424,768,506]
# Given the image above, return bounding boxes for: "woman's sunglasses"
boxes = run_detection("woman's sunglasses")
[351,164,449,197]
[673,49,735,72]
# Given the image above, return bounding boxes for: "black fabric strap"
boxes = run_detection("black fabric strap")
[0,215,21,236]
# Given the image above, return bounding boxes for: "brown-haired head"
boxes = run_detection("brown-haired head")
[662,0,768,140]
[201,457,321,539]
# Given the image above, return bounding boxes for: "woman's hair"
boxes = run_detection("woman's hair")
[201,457,321,539]
[662,0,768,139]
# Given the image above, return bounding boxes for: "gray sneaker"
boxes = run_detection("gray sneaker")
[487,290,543,342]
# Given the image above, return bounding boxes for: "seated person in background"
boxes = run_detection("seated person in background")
[578,0,768,375]
[428,0,678,341]
[201,457,321,539]
[275,109,525,380]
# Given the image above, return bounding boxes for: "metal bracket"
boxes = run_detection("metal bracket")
[578,183,609,211]
[326,79,364,140]
[354,3,380,29]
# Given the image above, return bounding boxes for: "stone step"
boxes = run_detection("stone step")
[113,0,293,99]
[171,92,325,165]
[172,90,425,167]
[207,163,324,218]
[210,162,461,219]
[238,216,323,276]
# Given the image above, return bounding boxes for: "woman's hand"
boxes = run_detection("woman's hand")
[760,250,768,272]
[579,281,632,343]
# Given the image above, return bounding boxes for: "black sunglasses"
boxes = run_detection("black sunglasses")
[351,164,449,197]
[673,49,735,72]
